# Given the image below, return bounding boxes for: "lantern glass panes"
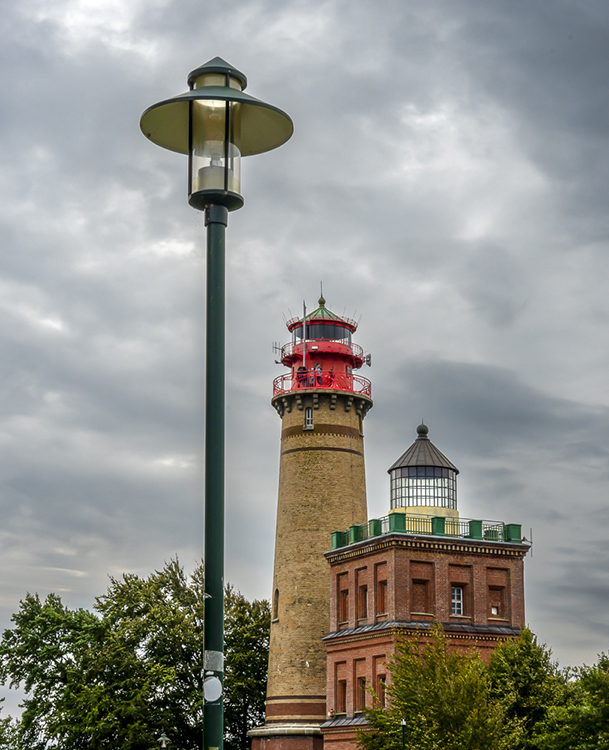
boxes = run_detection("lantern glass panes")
[190,100,241,198]
[295,324,352,342]
[390,466,457,510]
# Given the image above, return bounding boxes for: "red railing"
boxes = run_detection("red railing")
[273,371,372,398]
[280,339,364,361]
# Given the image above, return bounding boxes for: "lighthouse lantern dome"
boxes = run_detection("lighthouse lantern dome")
[388,423,459,518]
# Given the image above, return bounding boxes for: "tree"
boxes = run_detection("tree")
[0,706,18,749]
[0,560,205,749]
[360,625,503,750]
[224,586,270,750]
[539,653,609,750]
[0,590,104,749]
[487,627,566,749]
[0,562,271,749]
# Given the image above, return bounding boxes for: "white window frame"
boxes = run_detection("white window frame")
[304,406,313,429]
[451,585,464,616]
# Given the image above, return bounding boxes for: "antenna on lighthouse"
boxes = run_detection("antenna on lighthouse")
[302,300,307,370]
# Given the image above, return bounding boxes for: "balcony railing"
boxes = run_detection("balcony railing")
[280,339,364,361]
[330,514,524,550]
[273,371,372,398]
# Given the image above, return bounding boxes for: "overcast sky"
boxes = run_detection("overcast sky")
[0,0,608,707]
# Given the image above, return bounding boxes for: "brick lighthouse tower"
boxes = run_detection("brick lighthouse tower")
[250,296,372,750]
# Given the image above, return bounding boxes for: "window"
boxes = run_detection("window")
[304,407,313,429]
[374,655,386,707]
[376,675,386,707]
[295,323,351,342]
[357,585,368,620]
[489,587,506,619]
[337,573,349,626]
[355,676,367,712]
[376,579,387,615]
[451,586,464,615]
[412,580,429,613]
[334,662,347,714]
[336,680,347,714]
[272,588,279,621]
[339,589,349,625]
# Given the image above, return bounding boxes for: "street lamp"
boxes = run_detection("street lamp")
[158,733,171,749]
[401,718,406,750]
[140,57,293,750]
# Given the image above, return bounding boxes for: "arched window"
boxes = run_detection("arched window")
[272,588,279,621]
[304,406,313,429]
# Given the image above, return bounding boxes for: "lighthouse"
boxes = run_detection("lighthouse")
[250,296,372,750]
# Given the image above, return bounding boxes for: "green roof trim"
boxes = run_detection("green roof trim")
[306,297,344,322]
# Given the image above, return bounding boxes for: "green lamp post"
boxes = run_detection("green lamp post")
[140,57,293,750]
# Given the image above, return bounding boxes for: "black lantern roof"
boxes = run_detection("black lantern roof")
[187,56,248,89]
[388,423,459,474]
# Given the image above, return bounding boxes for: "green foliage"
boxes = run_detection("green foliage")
[539,653,609,750]
[0,559,204,749]
[0,705,18,749]
[360,625,503,750]
[360,625,609,750]
[0,561,271,750]
[223,586,270,750]
[487,627,566,749]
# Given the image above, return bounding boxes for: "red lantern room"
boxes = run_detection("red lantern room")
[273,295,371,398]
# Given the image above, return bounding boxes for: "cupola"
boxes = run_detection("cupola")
[388,423,459,519]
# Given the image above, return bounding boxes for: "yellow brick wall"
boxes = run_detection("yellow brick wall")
[266,391,371,708]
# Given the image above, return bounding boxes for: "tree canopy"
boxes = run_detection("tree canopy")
[224,586,270,750]
[538,654,609,750]
[360,625,503,750]
[486,627,567,749]
[361,625,609,750]
[0,560,270,750]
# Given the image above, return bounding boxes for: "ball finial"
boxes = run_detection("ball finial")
[318,295,326,307]
[416,421,429,437]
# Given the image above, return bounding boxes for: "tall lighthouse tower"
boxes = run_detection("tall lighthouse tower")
[250,296,372,750]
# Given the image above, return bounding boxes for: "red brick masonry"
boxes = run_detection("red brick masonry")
[321,532,530,750]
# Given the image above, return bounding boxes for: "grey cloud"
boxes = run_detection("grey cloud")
[0,0,606,687]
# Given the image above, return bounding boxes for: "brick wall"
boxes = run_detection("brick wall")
[265,390,372,725]
[321,533,528,749]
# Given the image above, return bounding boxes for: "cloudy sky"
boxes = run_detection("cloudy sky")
[0,0,608,705]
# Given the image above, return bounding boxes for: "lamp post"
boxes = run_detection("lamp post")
[158,733,171,749]
[140,57,293,750]
[401,718,406,750]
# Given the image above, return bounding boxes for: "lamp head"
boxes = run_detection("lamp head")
[140,57,293,212]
